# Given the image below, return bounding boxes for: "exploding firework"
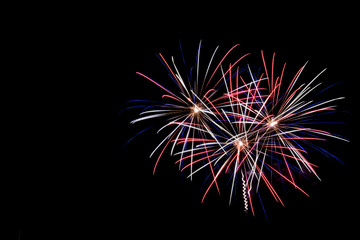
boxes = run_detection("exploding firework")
[126,41,348,217]
[131,41,249,179]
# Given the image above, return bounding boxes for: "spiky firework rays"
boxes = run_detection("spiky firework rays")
[127,41,348,216]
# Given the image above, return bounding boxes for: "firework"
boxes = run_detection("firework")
[132,41,249,182]
[127,41,348,217]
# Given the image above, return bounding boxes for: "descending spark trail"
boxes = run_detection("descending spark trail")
[241,171,248,213]
[127,41,348,217]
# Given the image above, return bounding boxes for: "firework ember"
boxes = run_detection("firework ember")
[126,41,348,217]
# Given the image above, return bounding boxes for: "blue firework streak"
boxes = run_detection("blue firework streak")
[127,41,348,216]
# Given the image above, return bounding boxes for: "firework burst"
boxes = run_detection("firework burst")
[132,41,249,181]
[126,41,348,217]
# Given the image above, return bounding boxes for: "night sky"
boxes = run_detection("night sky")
[5,5,358,239]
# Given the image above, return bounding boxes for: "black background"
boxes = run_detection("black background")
[4,4,358,239]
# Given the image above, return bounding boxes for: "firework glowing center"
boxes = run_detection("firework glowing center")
[268,120,278,128]
[192,105,201,114]
[128,41,348,218]
[234,139,246,150]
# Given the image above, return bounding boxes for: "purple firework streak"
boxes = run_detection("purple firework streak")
[127,41,348,216]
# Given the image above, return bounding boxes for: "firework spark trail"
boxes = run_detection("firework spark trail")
[128,42,348,216]
[241,171,248,213]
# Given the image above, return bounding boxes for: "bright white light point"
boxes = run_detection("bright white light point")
[269,120,278,127]
[193,105,201,114]
[235,139,244,149]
